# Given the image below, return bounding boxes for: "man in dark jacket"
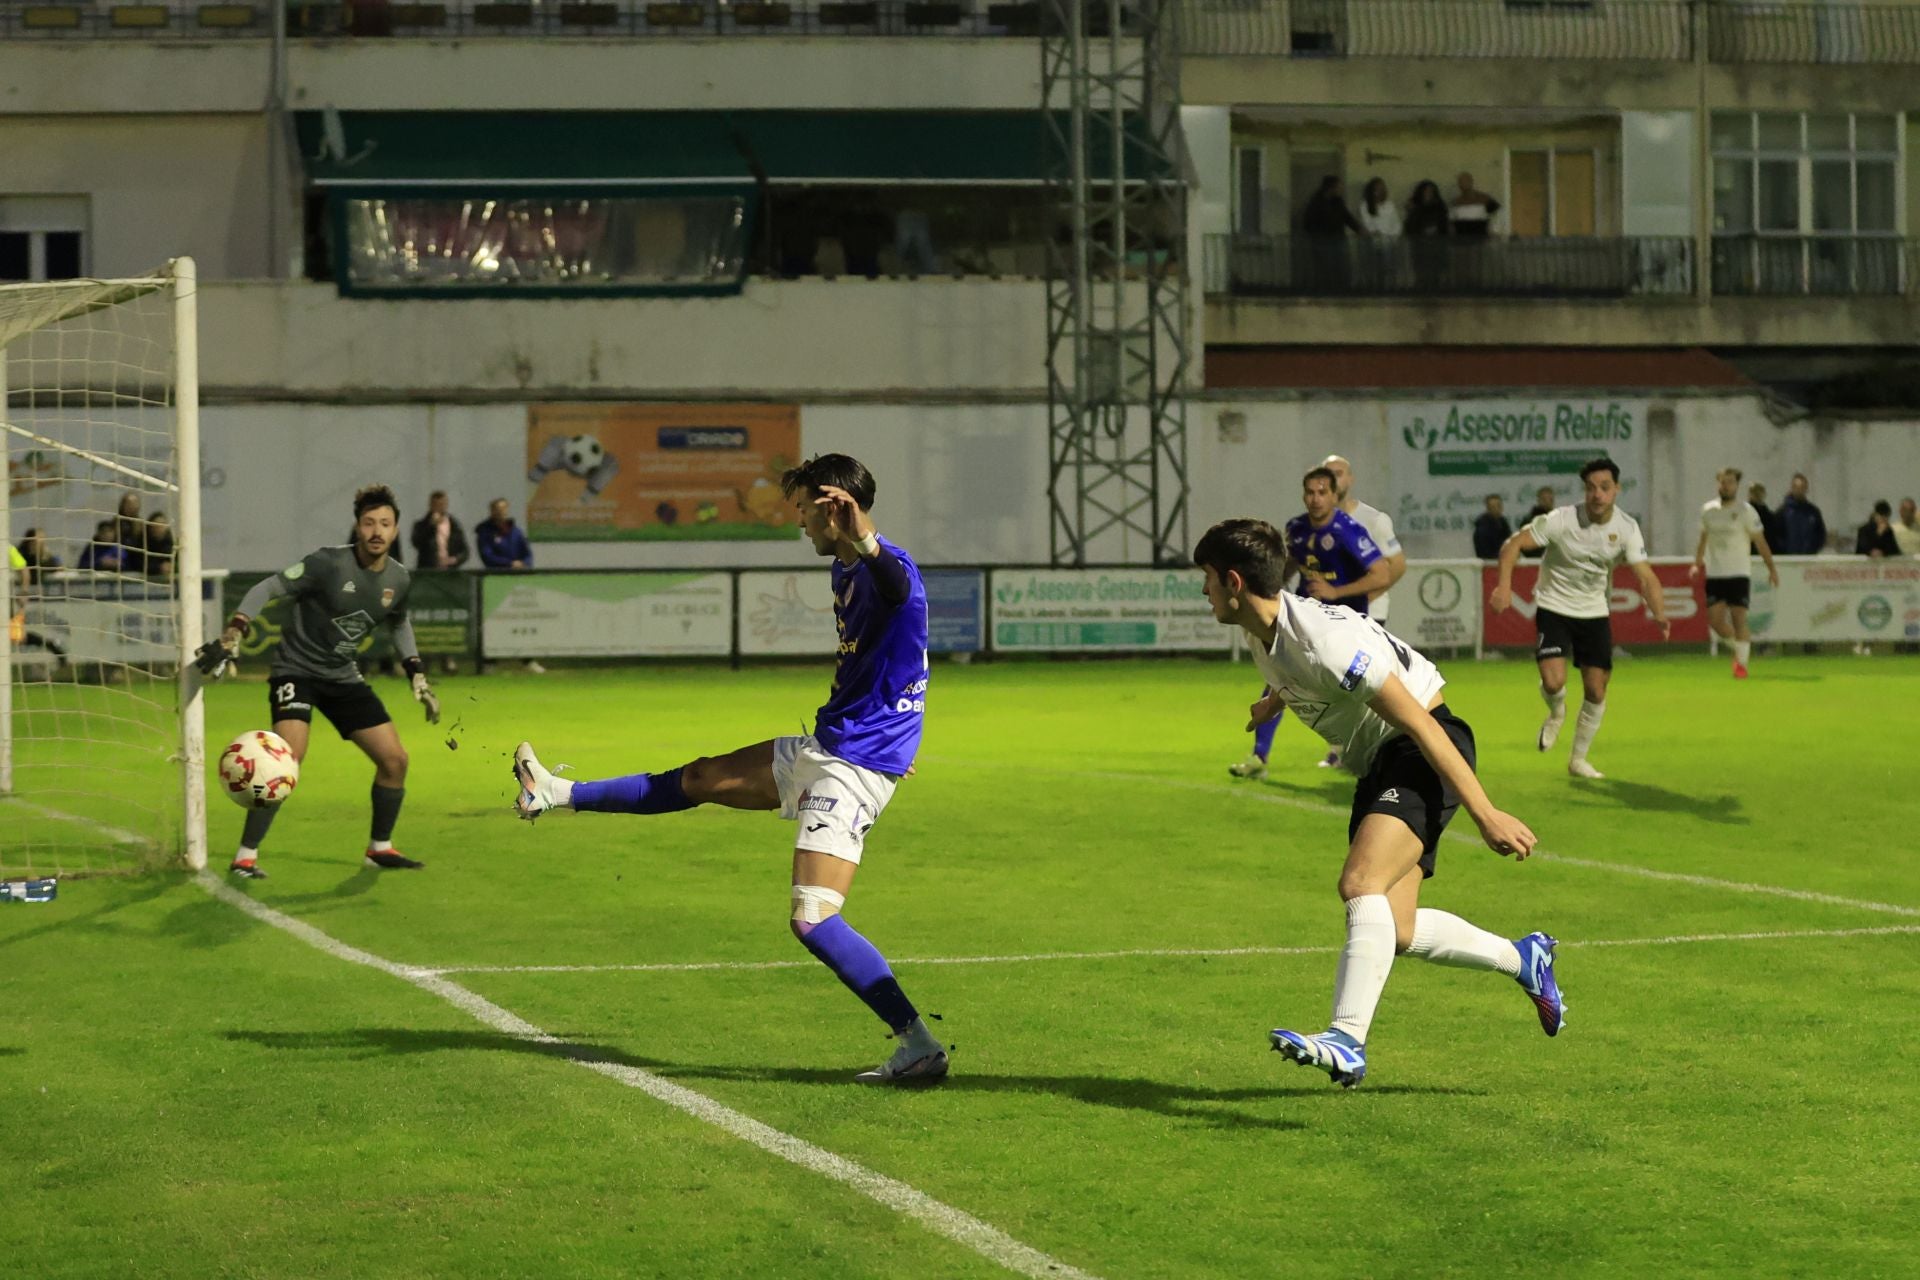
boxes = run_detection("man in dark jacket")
[477,498,533,570]
[1473,494,1512,560]
[409,490,470,570]
[1779,473,1828,554]
[1747,482,1783,554]
[1857,501,1901,557]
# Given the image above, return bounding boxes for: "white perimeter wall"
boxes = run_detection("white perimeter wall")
[196,395,1920,571]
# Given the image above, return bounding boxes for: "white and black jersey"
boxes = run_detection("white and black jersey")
[1345,500,1401,622]
[1526,505,1649,619]
[1699,498,1765,580]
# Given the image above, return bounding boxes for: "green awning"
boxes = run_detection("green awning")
[297,110,1166,188]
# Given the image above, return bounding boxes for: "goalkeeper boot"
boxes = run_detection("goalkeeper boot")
[1269,1027,1367,1089]
[1227,754,1268,781]
[228,858,267,880]
[1513,931,1566,1037]
[855,1033,950,1087]
[365,848,424,870]
[513,741,570,820]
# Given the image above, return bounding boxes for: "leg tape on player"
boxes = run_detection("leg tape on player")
[791,884,847,926]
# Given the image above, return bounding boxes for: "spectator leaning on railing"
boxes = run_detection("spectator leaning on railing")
[476,498,544,674]
[1748,482,1784,554]
[1473,494,1512,560]
[1779,473,1827,554]
[1857,501,1901,558]
[1893,498,1920,557]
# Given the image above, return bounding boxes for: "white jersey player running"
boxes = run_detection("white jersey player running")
[1491,457,1671,779]
[1195,518,1563,1089]
[1690,466,1779,679]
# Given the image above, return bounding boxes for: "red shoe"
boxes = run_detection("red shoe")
[1732,662,1749,679]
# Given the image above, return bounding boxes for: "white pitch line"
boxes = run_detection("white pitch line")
[195,873,1101,1280]
[0,798,148,846]
[425,924,1920,976]
[1028,768,1920,920]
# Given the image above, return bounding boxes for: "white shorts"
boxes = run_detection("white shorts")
[771,735,898,865]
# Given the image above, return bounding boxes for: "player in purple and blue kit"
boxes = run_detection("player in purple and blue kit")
[511,455,946,1085]
[1232,466,1396,780]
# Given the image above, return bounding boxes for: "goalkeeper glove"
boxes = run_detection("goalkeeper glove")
[194,614,248,677]
[403,658,440,725]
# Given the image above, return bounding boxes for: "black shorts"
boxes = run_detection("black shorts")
[1704,576,1751,609]
[1534,607,1613,671]
[1348,704,1477,878]
[267,673,392,739]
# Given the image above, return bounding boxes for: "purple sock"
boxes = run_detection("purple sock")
[796,915,919,1033]
[569,767,696,815]
[1253,709,1282,759]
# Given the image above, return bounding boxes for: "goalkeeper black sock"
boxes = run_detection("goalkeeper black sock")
[370,785,405,845]
[240,805,278,853]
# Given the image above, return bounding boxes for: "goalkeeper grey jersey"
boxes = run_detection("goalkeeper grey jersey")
[243,545,413,683]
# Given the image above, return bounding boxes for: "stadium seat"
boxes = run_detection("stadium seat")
[645,2,704,26]
[110,4,170,25]
[817,1,876,25]
[197,2,258,24]
[903,2,963,26]
[473,1,532,24]
[387,3,448,25]
[559,2,618,24]
[733,2,790,26]
[21,6,83,27]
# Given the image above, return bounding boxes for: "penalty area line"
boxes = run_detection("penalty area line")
[426,924,1920,976]
[195,872,1103,1280]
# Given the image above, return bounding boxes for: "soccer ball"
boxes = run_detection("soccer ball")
[562,434,604,478]
[218,730,300,810]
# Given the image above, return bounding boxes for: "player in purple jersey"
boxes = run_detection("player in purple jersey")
[510,454,946,1085]
[1231,466,1394,781]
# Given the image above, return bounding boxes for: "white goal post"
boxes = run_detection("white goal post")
[0,257,207,875]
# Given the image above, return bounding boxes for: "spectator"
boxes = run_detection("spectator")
[1472,494,1512,560]
[410,490,471,571]
[143,512,175,580]
[477,498,533,570]
[476,499,543,674]
[1449,172,1501,240]
[1299,175,1362,292]
[1402,179,1450,291]
[115,492,148,576]
[1356,178,1401,290]
[1522,485,1554,558]
[1779,472,1828,554]
[1893,497,1919,557]
[77,520,126,572]
[17,527,58,586]
[1748,482,1783,554]
[894,208,938,276]
[1857,500,1900,558]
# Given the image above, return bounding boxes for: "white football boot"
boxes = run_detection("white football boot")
[513,741,571,820]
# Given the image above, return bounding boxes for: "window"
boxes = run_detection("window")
[1709,112,1903,295]
[0,196,89,282]
[1508,148,1598,237]
[1234,146,1265,235]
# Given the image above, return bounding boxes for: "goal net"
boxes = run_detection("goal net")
[1,259,206,877]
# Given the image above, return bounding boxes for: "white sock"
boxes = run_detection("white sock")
[368,838,393,853]
[1329,894,1397,1044]
[1406,909,1522,976]
[1733,640,1750,665]
[234,845,258,863]
[1569,700,1606,761]
[554,777,576,807]
[1540,683,1567,718]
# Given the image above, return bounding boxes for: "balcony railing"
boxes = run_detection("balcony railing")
[1707,3,1920,64]
[1205,233,1696,300]
[1711,236,1909,297]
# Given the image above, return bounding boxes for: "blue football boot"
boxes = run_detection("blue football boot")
[1514,931,1567,1036]
[1269,1027,1367,1089]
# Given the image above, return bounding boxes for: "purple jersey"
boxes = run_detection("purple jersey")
[1284,509,1382,616]
[813,537,928,776]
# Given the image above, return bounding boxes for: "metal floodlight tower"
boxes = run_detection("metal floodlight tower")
[1042,0,1191,566]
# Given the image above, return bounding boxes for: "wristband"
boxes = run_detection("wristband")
[402,655,425,679]
[854,532,880,558]
[224,612,250,636]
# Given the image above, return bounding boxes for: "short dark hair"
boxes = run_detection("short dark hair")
[1302,466,1338,492]
[1193,518,1290,598]
[780,453,876,511]
[1874,499,1893,517]
[428,489,448,502]
[353,484,400,522]
[1579,457,1620,483]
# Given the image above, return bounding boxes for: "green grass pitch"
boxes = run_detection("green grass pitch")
[3,654,1917,1278]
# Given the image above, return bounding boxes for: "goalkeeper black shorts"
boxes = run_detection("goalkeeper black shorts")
[267,673,392,740]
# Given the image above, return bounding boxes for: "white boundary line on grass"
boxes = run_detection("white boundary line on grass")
[194,872,1103,1280]
[0,798,148,846]
[425,924,1920,976]
[1048,769,1920,920]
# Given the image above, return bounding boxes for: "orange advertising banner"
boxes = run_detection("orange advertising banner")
[526,403,803,542]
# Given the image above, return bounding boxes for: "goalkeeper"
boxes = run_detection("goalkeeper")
[197,484,440,879]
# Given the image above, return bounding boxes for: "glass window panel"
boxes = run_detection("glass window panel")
[1757,159,1798,231]
[1710,112,1752,153]
[1712,158,1753,233]
[1806,114,1850,151]
[1757,113,1801,151]
[1856,160,1897,232]
[1854,116,1897,153]
[1510,150,1550,237]
[1810,159,1852,232]
[0,231,28,281]
[43,231,81,279]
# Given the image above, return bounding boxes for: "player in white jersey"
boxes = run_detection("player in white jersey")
[1228,454,1407,779]
[1195,518,1564,1089]
[1491,458,1671,779]
[1691,467,1778,680]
